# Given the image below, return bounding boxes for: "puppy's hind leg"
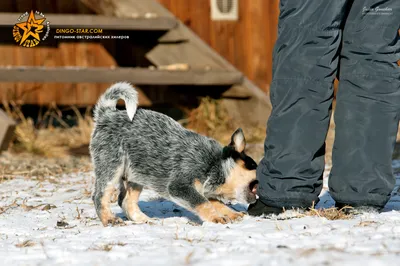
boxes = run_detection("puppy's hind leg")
[119,181,150,223]
[93,165,124,226]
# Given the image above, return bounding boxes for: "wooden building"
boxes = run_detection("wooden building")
[0,0,279,125]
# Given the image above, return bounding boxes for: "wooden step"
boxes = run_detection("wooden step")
[0,13,177,31]
[0,66,243,85]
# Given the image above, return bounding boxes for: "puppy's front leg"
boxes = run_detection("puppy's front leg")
[168,179,229,224]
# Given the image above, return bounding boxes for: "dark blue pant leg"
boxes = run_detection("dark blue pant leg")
[329,0,400,208]
[257,0,351,208]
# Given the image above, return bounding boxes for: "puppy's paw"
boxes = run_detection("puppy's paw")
[225,211,245,221]
[210,215,230,224]
[196,202,231,224]
[129,211,152,224]
[102,216,125,227]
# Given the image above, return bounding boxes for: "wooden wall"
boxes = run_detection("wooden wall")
[157,0,279,92]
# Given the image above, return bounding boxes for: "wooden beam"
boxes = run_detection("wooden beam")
[0,66,243,85]
[0,13,177,31]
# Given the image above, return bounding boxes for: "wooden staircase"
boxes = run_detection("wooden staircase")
[0,0,272,126]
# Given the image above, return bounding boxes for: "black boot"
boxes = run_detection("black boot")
[247,200,284,216]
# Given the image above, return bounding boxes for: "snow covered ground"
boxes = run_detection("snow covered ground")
[0,160,399,266]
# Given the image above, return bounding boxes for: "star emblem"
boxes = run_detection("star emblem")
[15,11,45,45]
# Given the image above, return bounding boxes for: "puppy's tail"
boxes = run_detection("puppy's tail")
[94,82,138,122]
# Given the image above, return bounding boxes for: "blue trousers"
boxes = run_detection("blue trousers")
[257,0,400,208]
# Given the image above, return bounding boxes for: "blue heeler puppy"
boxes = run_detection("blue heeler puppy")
[90,82,259,226]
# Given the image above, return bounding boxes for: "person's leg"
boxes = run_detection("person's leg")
[329,0,400,208]
[253,0,352,211]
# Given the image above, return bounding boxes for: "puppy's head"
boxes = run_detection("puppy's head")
[216,128,258,204]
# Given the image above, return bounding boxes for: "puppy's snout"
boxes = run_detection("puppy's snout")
[248,180,258,194]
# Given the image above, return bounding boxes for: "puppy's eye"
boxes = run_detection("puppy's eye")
[244,158,257,170]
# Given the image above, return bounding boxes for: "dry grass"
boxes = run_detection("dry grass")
[15,240,35,248]
[3,97,265,160]
[0,198,57,214]
[356,220,378,227]
[185,251,195,265]
[88,242,127,252]
[0,102,93,179]
[1,98,397,180]
[0,199,19,214]
[0,151,92,180]
[3,101,93,158]
[90,244,114,252]
[303,203,353,220]
[183,97,266,145]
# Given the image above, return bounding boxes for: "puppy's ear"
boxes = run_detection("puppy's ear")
[230,128,246,153]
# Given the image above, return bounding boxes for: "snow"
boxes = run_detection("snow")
[0,161,399,266]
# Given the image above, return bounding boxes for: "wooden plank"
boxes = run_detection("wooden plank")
[81,0,175,18]
[0,46,15,102]
[80,0,117,16]
[222,80,272,126]
[58,43,77,105]
[0,0,14,12]
[76,43,99,105]
[148,23,231,71]
[0,66,243,85]
[57,0,95,14]
[15,0,33,13]
[147,42,226,71]
[0,13,177,30]
[14,38,38,103]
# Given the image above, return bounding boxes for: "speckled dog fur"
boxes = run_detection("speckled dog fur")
[90,82,259,226]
